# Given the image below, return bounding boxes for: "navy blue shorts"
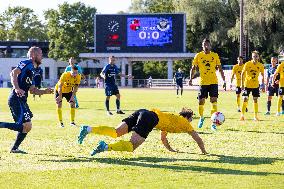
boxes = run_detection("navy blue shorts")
[242,87,260,97]
[8,94,33,124]
[176,82,183,88]
[122,109,159,139]
[105,85,119,96]
[198,84,219,99]
[279,87,284,96]
[267,86,278,96]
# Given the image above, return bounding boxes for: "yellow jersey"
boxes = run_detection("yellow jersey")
[275,62,284,87]
[55,72,81,93]
[152,109,194,133]
[242,61,264,88]
[192,51,221,85]
[232,64,244,87]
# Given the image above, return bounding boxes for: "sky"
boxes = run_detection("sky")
[0,0,132,19]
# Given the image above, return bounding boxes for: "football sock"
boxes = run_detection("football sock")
[241,101,248,114]
[70,108,75,122]
[277,97,282,113]
[116,99,120,110]
[57,108,63,123]
[11,132,27,150]
[282,99,284,111]
[105,100,110,111]
[198,105,204,117]
[108,140,133,152]
[0,122,23,132]
[90,126,117,138]
[267,101,271,112]
[253,102,258,117]
[237,96,241,108]
[181,89,183,96]
[211,102,217,115]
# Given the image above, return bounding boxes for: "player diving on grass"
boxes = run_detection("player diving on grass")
[55,66,81,127]
[78,108,207,156]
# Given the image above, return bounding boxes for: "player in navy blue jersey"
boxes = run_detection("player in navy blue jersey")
[174,68,185,97]
[0,47,53,154]
[32,66,43,100]
[265,57,284,115]
[100,56,132,116]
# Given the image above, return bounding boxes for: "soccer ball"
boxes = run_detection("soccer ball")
[211,112,225,126]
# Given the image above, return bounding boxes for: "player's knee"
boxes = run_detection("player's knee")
[23,122,32,133]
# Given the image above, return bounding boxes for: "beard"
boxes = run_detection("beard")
[35,59,42,66]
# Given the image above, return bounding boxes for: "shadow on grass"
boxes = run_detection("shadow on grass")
[226,128,284,135]
[40,155,284,176]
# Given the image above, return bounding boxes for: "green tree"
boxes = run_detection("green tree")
[0,6,47,41]
[45,2,96,61]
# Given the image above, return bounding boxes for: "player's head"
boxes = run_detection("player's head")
[237,56,243,64]
[251,50,260,62]
[202,38,211,52]
[71,65,78,77]
[27,46,42,66]
[178,68,182,72]
[109,55,115,65]
[69,57,76,66]
[271,57,278,67]
[179,107,194,122]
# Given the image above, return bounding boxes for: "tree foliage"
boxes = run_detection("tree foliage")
[45,2,96,61]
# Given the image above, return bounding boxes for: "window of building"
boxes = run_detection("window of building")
[45,67,50,79]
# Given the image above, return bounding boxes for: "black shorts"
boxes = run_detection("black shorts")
[55,90,73,102]
[8,94,33,124]
[279,87,284,96]
[242,87,260,97]
[198,84,218,99]
[176,82,183,88]
[236,87,241,95]
[122,109,159,139]
[35,84,41,89]
[267,86,278,96]
[105,84,119,96]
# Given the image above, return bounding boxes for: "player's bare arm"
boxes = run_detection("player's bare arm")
[29,86,53,95]
[189,131,207,155]
[160,131,177,152]
[56,82,63,104]
[100,72,106,79]
[230,73,235,89]
[10,68,25,97]
[217,65,226,90]
[241,70,245,90]
[188,65,196,85]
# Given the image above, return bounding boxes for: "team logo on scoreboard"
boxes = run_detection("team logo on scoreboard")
[108,20,120,32]
[129,19,141,31]
[156,19,170,31]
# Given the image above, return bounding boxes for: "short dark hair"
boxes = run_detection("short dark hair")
[179,107,194,119]
[202,38,210,43]
[72,65,78,70]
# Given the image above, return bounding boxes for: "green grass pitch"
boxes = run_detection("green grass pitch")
[0,88,283,188]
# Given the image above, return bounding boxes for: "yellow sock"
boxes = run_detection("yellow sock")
[70,108,75,122]
[277,96,282,113]
[241,101,248,114]
[108,140,133,152]
[91,126,117,138]
[211,102,217,115]
[198,105,204,118]
[253,102,258,117]
[57,108,62,122]
[237,96,241,108]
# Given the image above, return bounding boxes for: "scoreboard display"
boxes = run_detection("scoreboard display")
[95,14,186,53]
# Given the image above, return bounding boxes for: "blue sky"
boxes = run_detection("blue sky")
[0,0,132,19]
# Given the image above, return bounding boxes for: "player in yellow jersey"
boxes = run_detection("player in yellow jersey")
[273,53,284,116]
[230,56,245,112]
[55,66,81,127]
[240,51,265,121]
[78,108,207,156]
[188,38,226,131]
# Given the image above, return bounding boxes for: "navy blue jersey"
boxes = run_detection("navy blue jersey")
[12,59,34,99]
[33,67,43,86]
[102,64,120,85]
[174,72,184,84]
[267,66,279,86]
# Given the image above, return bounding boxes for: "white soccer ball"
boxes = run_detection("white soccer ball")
[211,112,225,126]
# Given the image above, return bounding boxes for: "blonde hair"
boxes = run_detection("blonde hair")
[27,46,41,59]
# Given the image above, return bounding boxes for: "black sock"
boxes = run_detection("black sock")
[116,99,120,110]
[176,89,179,95]
[12,132,27,150]
[181,89,183,96]
[105,100,110,111]
[282,100,284,112]
[267,101,271,112]
[0,122,23,132]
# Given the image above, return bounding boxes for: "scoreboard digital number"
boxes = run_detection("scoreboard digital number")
[95,14,185,53]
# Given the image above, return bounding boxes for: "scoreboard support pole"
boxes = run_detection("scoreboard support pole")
[167,59,173,79]
[128,62,133,86]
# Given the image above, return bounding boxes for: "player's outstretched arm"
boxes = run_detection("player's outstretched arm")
[29,86,53,95]
[188,65,196,86]
[160,131,177,152]
[189,131,207,155]
[217,65,226,90]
